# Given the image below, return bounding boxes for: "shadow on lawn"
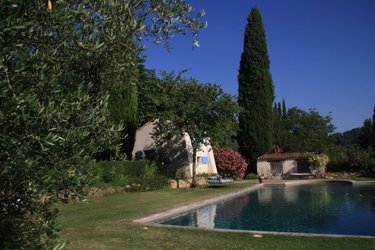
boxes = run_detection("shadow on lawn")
[204,185,232,189]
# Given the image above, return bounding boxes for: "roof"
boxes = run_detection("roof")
[257,152,310,161]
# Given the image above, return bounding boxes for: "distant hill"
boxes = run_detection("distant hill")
[331,128,361,146]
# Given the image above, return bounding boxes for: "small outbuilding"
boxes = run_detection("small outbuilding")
[132,121,218,179]
[257,152,312,179]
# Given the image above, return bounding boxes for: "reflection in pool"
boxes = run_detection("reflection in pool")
[158,182,375,236]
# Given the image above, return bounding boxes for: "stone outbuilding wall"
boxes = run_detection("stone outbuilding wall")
[257,152,310,178]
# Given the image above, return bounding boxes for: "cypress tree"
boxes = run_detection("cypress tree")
[277,102,282,116]
[238,7,274,163]
[372,105,375,149]
[107,38,139,159]
[273,103,278,115]
[282,99,287,117]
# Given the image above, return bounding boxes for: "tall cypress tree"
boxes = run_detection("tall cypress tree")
[282,99,287,117]
[238,8,274,163]
[277,102,282,116]
[372,105,375,149]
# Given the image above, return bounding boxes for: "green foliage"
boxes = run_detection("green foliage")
[346,148,375,173]
[91,160,167,191]
[238,8,274,162]
[358,105,375,150]
[109,80,139,158]
[245,173,258,180]
[274,107,335,152]
[92,160,155,182]
[137,67,159,125]
[325,144,349,172]
[105,38,139,159]
[109,83,138,127]
[357,150,375,173]
[325,145,375,174]
[149,71,239,151]
[0,2,121,248]
[0,0,206,248]
[307,153,329,178]
[282,99,287,117]
[195,173,209,178]
[331,128,361,147]
[359,118,374,150]
[273,101,291,151]
[137,68,239,151]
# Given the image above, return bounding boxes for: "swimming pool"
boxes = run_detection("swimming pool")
[158,181,375,236]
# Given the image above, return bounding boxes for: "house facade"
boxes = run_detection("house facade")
[257,152,311,178]
[132,121,218,179]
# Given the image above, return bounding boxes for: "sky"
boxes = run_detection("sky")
[142,0,375,133]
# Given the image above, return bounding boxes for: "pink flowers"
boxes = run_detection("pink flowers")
[214,148,248,179]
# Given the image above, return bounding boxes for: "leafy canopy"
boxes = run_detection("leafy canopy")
[149,71,238,151]
[0,0,206,248]
[272,107,335,152]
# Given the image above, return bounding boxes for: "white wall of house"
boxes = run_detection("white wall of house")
[195,144,217,175]
[184,133,217,177]
[132,122,155,155]
[132,121,217,178]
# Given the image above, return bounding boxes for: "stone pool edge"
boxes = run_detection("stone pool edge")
[133,184,262,224]
[148,223,375,239]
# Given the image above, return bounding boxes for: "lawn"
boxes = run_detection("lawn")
[58,181,375,250]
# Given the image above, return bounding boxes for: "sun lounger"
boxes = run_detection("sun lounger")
[207,175,233,184]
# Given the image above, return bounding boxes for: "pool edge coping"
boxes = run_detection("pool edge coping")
[133,184,262,224]
[148,223,375,239]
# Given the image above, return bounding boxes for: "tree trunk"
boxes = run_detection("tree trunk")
[191,148,197,187]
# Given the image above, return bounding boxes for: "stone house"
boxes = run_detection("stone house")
[132,121,218,179]
[257,152,311,179]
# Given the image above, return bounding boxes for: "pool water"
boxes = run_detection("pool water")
[159,182,375,236]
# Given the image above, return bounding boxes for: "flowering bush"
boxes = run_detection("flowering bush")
[214,148,248,179]
[307,153,329,178]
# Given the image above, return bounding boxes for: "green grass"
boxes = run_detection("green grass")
[58,182,375,250]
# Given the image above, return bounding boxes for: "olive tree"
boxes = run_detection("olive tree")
[0,0,205,248]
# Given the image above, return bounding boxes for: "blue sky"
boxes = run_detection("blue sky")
[143,0,375,133]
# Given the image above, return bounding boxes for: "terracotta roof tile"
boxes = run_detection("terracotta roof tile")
[257,152,309,161]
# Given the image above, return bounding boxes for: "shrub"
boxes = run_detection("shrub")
[326,144,349,172]
[214,148,247,179]
[325,146,375,174]
[123,175,168,192]
[348,149,375,174]
[307,153,329,178]
[245,173,258,180]
[91,160,167,191]
[92,160,147,181]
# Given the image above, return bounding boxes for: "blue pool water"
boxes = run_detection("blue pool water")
[158,182,375,236]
